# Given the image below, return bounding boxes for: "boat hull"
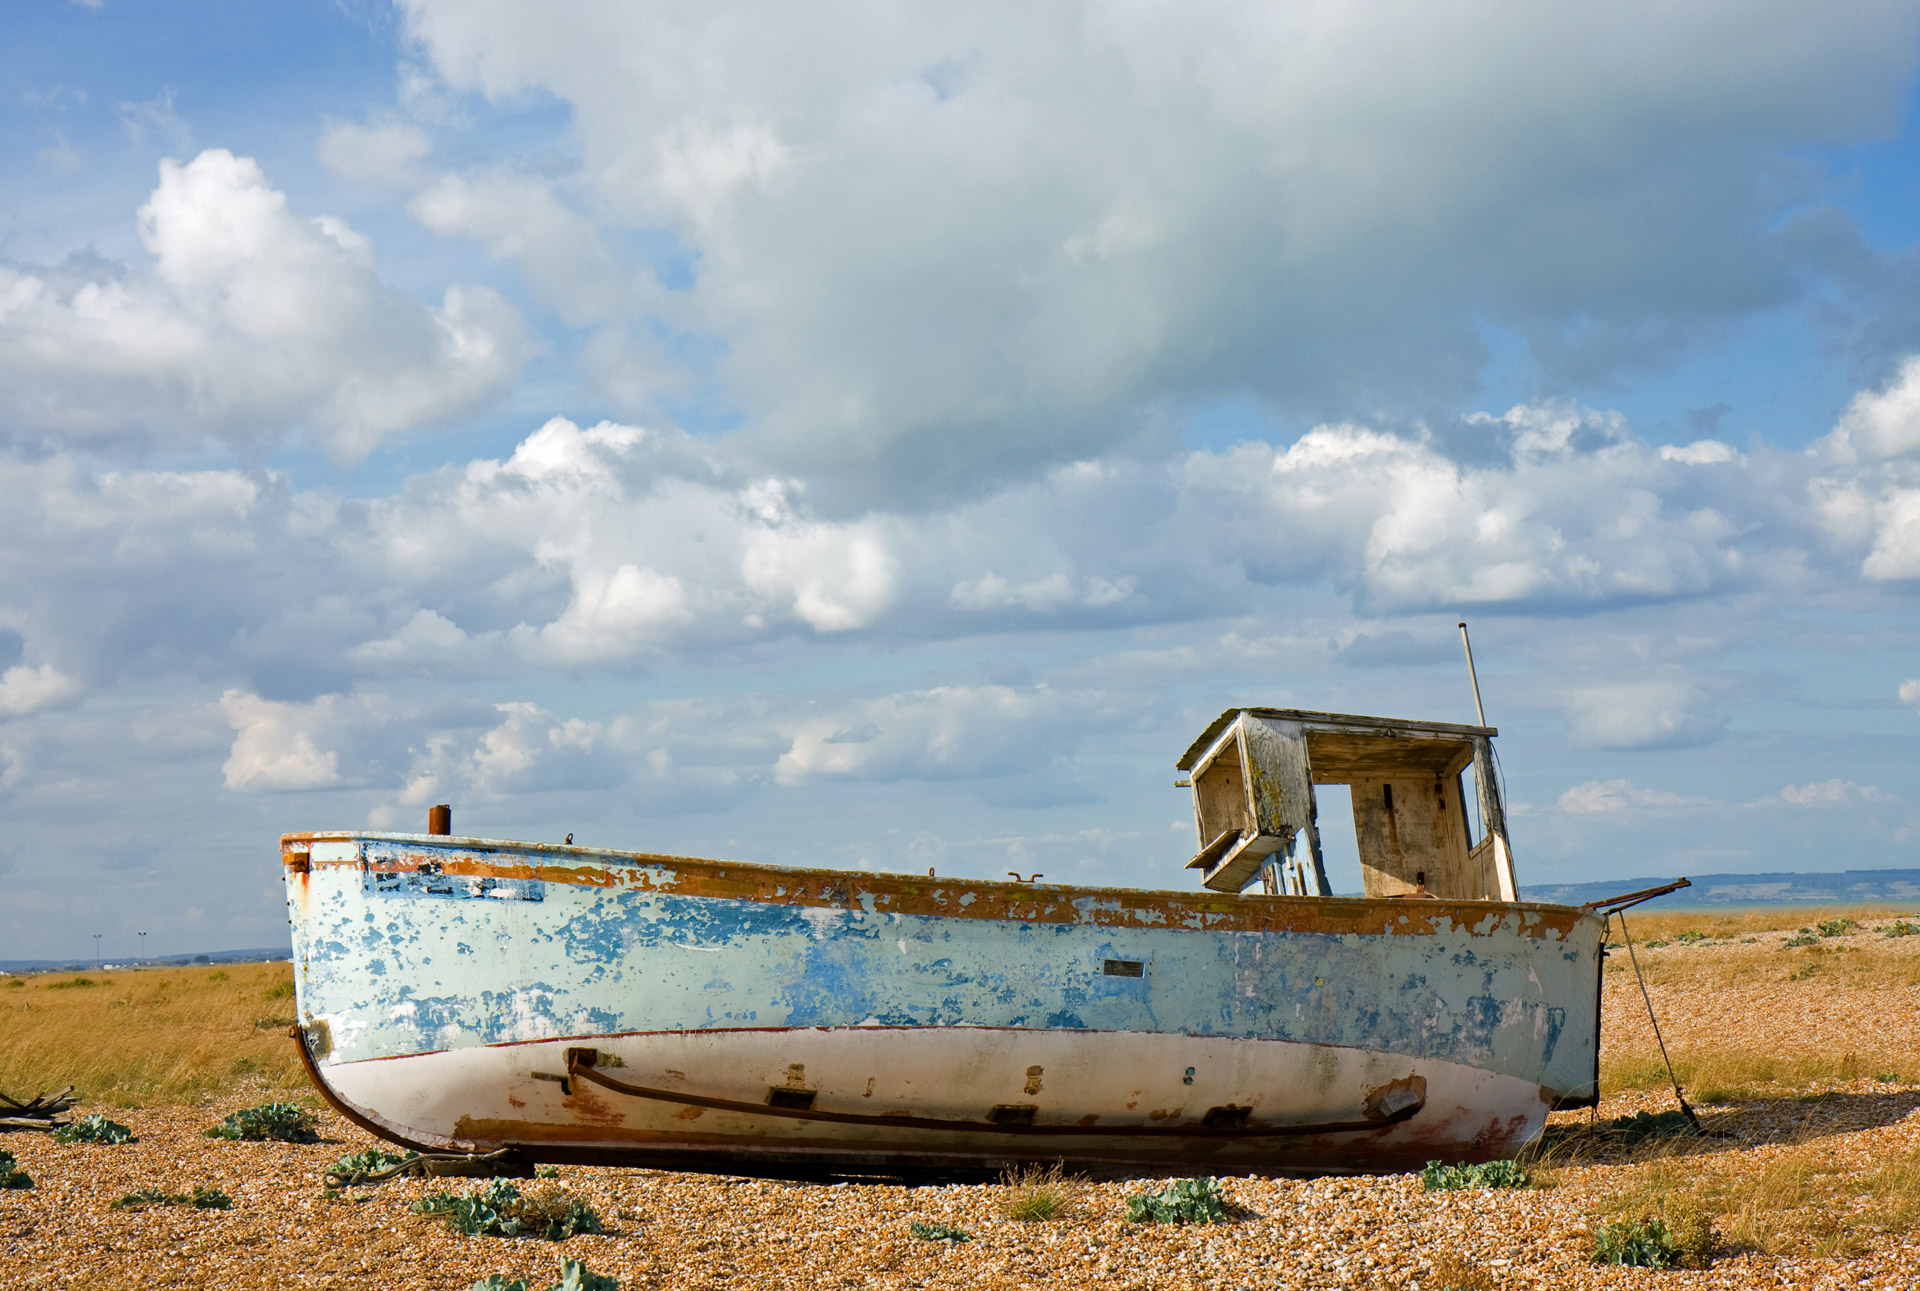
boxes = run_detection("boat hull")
[283,832,1603,1177]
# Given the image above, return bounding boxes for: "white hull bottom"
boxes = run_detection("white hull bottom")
[312,1027,1551,1177]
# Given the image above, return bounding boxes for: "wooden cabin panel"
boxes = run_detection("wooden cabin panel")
[1304,731,1475,782]
[1350,773,1492,900]
[1191,732,1252,851]
[1242,716,1317,838]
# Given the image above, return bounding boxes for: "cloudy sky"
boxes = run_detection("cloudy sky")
[5,0,1920,960]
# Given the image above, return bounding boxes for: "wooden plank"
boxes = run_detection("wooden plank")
[1350,773,1490,900]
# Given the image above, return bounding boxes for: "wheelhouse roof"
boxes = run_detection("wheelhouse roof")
[1174,708,1498,772]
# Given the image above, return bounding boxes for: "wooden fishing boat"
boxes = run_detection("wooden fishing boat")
[282,707,1607,1179]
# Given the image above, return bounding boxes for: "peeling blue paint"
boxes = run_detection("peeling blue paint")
[288,836,1603,1095]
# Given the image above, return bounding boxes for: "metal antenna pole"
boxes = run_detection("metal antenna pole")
[1458,622,1487,727]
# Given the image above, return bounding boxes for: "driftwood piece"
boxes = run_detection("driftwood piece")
[0,1086,76,1131]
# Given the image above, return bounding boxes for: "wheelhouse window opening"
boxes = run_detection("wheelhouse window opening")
[1463,765,1487,850]
[1177,708,1518,903]
[1302,783,1362,895]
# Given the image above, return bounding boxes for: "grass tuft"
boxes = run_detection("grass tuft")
[1125,1176,1232,1224]
[998,1162,1077,1221]
[414,1178,604,1241]
[45,978,97,990]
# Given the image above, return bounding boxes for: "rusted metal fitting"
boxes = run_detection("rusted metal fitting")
[428,804,451,836]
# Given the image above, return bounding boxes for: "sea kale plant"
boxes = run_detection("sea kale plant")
[1125,1176,1232,1224]
[414,1178,604,1241]
[110,1186,232,1211]
[1591,1199,1714,1269]
[204,1102,318,1143]
[1420,1159,1531,1190]
[467,1258,618,1291]
[0,1149,30,1190]
[1591,1216,1679,1268]
[53,1113,136,1144]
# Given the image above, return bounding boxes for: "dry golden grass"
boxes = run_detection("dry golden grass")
[996,1162,1082,1222]
[0,963,307,1107]
[1595,907,1920,1097]
[1552,906,1920,1261]
[1566,1113,1920,1260]
[1614,903,1918,942]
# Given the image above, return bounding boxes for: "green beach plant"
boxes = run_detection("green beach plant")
[53,1112,135,1144]
[1125,1176,1232,1223]
[414,1178,603,1241]
[204,1101,317,1143]
[1420,1159,1530,1190]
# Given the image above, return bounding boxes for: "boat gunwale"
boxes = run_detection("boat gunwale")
[282,830,1599,937]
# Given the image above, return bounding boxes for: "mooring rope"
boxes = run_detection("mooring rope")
[1613,910,1703,1133]
[325,1148,518,1189]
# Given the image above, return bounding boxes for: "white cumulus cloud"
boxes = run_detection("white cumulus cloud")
[1563,682,1726,750]
[775,685,1089,784]
[1828,355,1920,462]
[1770,779,1891,807]
[220,690,346,792]
[0,149,526,459]
[1555,780,1697,814]
[0,664,83,718]
[394,0,1920,502]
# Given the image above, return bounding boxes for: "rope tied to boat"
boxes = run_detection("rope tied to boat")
[325,1148,521,1190]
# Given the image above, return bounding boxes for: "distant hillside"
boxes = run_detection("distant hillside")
[0,947,290,975]
[1522,869,1920,908]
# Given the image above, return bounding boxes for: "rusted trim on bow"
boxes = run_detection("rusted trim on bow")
[288,1025,474,1157]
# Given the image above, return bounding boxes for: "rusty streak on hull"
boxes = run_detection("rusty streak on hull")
[562,1049,1426,1138]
